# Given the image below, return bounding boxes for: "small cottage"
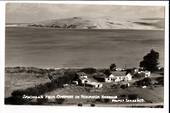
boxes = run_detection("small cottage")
[77,72,88,79]
[137,71,151,77]
[85,81,103,88]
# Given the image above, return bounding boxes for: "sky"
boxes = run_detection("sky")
[6,3,165,23]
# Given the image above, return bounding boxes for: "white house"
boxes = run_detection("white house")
[124,73,132,81]
[77,72,103,88]
[144,71,151,77]
[109,71,132,82]
[105,74,115,83]
[114,76,124,82]
[79,78,103,88]
[85,81,103,88]
[137,71,151,77]
[79,77,88,84]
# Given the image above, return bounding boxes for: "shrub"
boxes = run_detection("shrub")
[120,84,128,89]
[5,96,30,105]
[78,103,83,106]
[119,94,127,99]
[37,96,48,105]
[95,98,102,102]
[134,77,153,87]
[12,90,25,97]
[103,69,111,76]
[103,99,110,103]
[90,103,95,107]
[55,98,65,104]
[155,77,164,85]
[128,94,138,100]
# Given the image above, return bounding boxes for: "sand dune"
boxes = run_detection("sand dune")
[28,16,164,30]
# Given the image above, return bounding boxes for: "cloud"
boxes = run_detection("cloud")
[6,3,165,23]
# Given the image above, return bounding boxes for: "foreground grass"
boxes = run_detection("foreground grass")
[5,67,164,106]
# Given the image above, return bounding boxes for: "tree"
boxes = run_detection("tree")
[103,69,111,76]
[110,63,116,71]
[135,77,152,86]
[140,49,159,72]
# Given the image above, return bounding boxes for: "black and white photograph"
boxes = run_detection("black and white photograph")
[4,3,166,108]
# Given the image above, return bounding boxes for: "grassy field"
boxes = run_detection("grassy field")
[44,84,163,105]
[5,72,50,97]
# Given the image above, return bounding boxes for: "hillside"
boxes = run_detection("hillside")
[28,16,164,30]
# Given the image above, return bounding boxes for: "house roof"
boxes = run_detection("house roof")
[111,71,126,76]
[86,81,102,86]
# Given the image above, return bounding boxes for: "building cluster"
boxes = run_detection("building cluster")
[71,68,151,89]
[72,72,103,88]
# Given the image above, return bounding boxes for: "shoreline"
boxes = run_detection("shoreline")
[5,26,164,31]
[5,66,109,71]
